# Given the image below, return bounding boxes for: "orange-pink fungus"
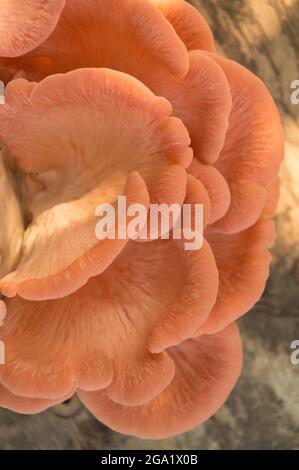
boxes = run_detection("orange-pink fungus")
[0,0,284,439]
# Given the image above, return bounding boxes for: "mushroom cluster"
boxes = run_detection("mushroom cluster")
[0,0,284,439]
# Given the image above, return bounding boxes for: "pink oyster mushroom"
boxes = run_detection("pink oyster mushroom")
[0,0,284,439]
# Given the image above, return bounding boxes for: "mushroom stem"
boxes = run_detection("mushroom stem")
[0,147,24,279]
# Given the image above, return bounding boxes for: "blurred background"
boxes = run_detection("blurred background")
[0,0,298,450]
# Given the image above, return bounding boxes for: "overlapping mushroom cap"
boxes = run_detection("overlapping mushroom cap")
[0,0,284,438]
